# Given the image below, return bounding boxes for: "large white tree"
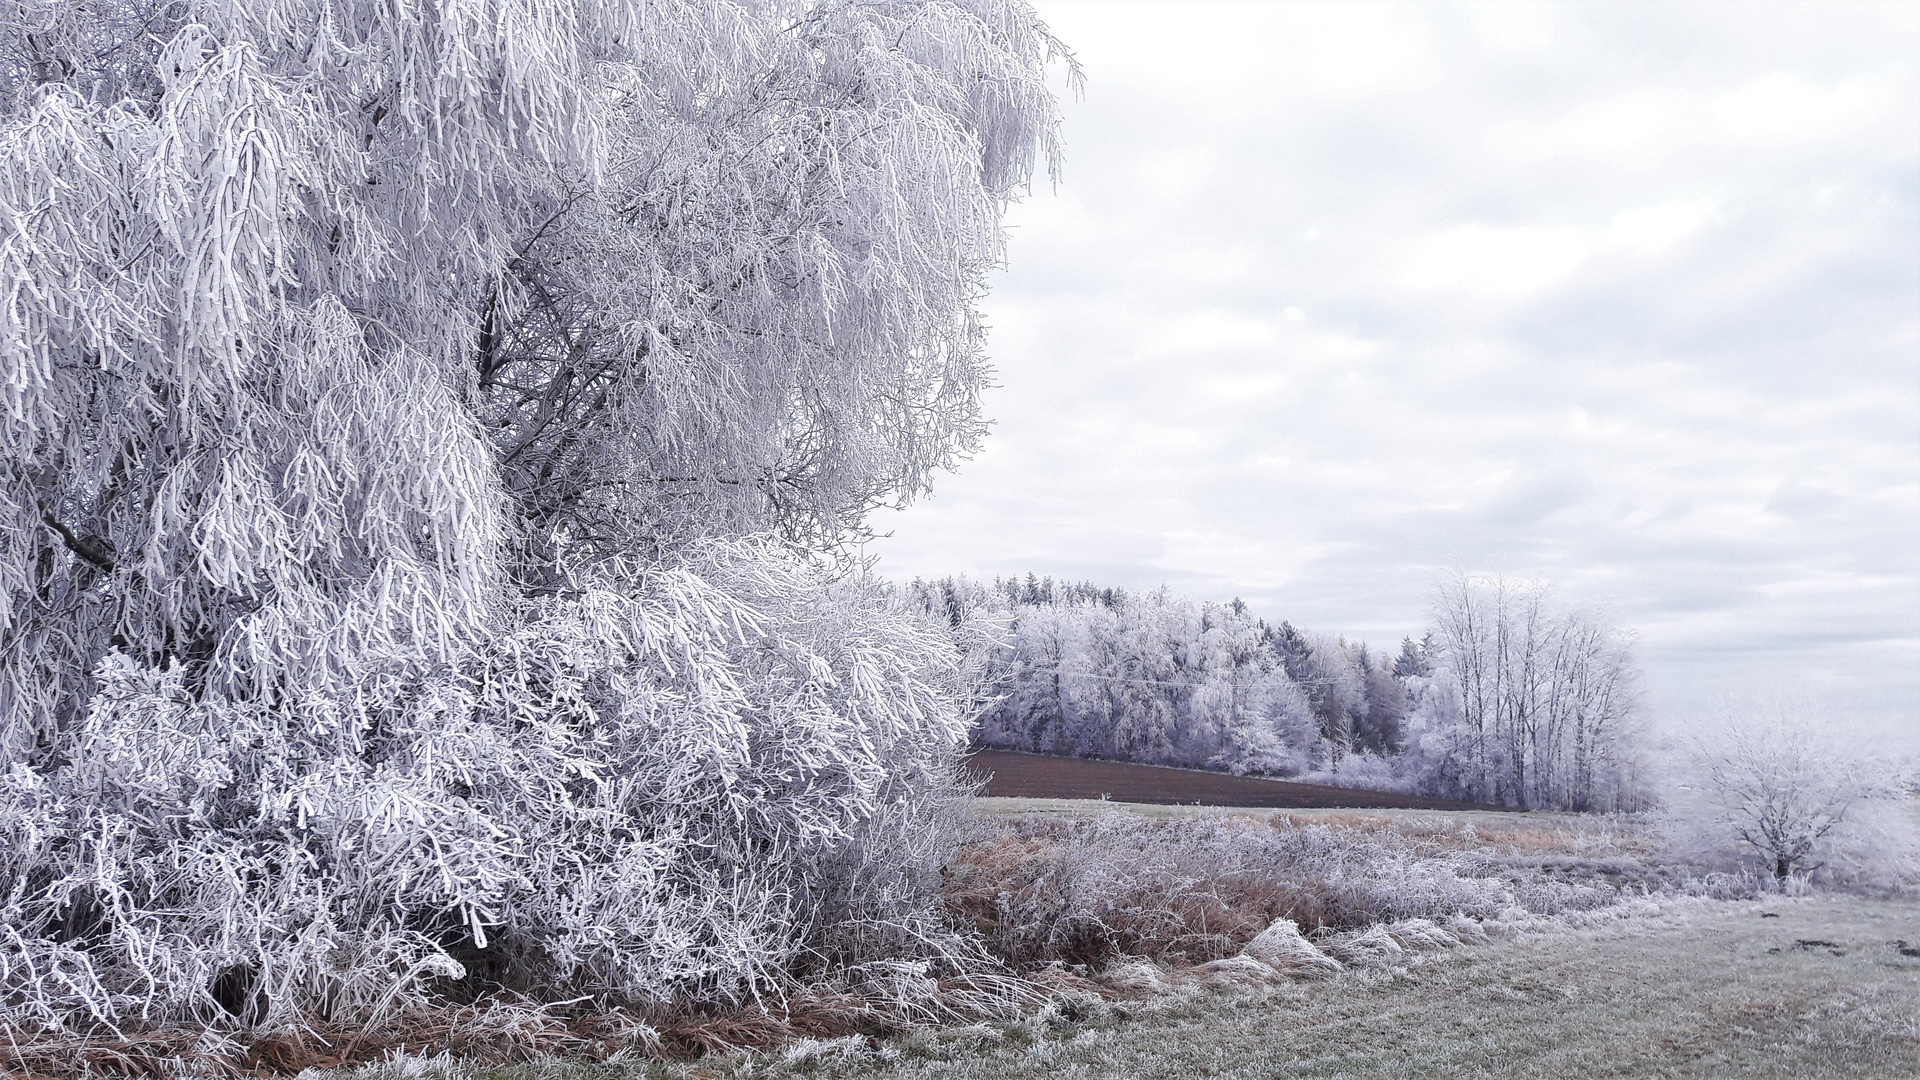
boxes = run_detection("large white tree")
[0,0,1066,1040]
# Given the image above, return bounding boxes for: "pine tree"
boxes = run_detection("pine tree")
[1393,635,1431,678]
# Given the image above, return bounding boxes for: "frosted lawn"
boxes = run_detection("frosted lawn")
[341,894,1920,1080]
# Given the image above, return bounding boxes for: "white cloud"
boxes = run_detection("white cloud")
[1547,93,1685,159]
[1402,222,1593,298]
[1460,2,1560,54]
[1140,309,1276,356]
[1132,149,1218,199]
[1401,199,1717,299]
[1598,199,1717,256]
[871,0,1920,742]
[1712,70,1904,146]
[1284,4,1437,98]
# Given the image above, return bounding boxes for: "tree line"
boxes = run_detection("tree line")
[909,570,1653,811]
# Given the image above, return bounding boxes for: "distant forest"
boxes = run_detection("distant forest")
[909,572,1653,812]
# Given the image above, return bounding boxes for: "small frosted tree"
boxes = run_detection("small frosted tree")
[0,0,1069,1041]
[1688,702,1912,884]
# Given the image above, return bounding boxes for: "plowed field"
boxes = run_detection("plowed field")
[960,749,1503,811]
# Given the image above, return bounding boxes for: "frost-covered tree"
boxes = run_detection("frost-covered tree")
[945,581,1319,776]
[0,0,1067,1038]
[1185,600,1307,775]
[1000,602,1079,754]
[1355,645,1407,755]
[1685,701,1916,884]
[1391,634,1431,679]
[1088,587,1187,763]
[1267,623,1366,764]
[1422,573,1647,810]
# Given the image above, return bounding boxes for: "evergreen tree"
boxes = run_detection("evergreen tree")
[1393,635,1432,679]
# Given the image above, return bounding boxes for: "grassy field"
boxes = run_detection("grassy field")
[345,893,1920,1080]
[346,894,1920,1080]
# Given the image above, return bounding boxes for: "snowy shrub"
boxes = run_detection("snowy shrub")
[1443,913,1491,945]
[1191,954,1280,989]
[1241,919,1341,979]
[1091,957,1166,993]
[1815,796,1920,891]
[0,544,989,1035]
[1298,751,1415,794]
[1315,925,1404,969]
[1384,918,1461,951]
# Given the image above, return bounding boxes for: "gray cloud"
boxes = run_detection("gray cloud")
[868,1,1919,742]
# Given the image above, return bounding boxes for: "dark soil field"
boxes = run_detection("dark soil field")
[961,749,1502,811]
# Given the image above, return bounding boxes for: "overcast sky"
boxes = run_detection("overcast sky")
[867,1,1919,740]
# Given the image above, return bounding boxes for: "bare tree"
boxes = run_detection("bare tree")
[1426,572,1646,810]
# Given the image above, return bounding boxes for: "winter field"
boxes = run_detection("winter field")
[307,799,1920,1080]
[339,896,1920,1080]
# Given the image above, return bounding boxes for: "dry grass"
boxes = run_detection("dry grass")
[942,805,1693,971]
[0,970,1057,1079]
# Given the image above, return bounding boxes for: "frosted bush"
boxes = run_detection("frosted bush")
[1443,914,1490,945]
[1191,955,1278,989]
[1299,751,1414,794]
[1673,700,1920,890]
[1384,918,1460,951]
[1796,795,1920,892]
[0,544,990,1034]
[1092,958,1166,993]
[1316,925,1403,969]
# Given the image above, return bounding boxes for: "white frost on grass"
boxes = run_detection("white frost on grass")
[1242,919,1343,979]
